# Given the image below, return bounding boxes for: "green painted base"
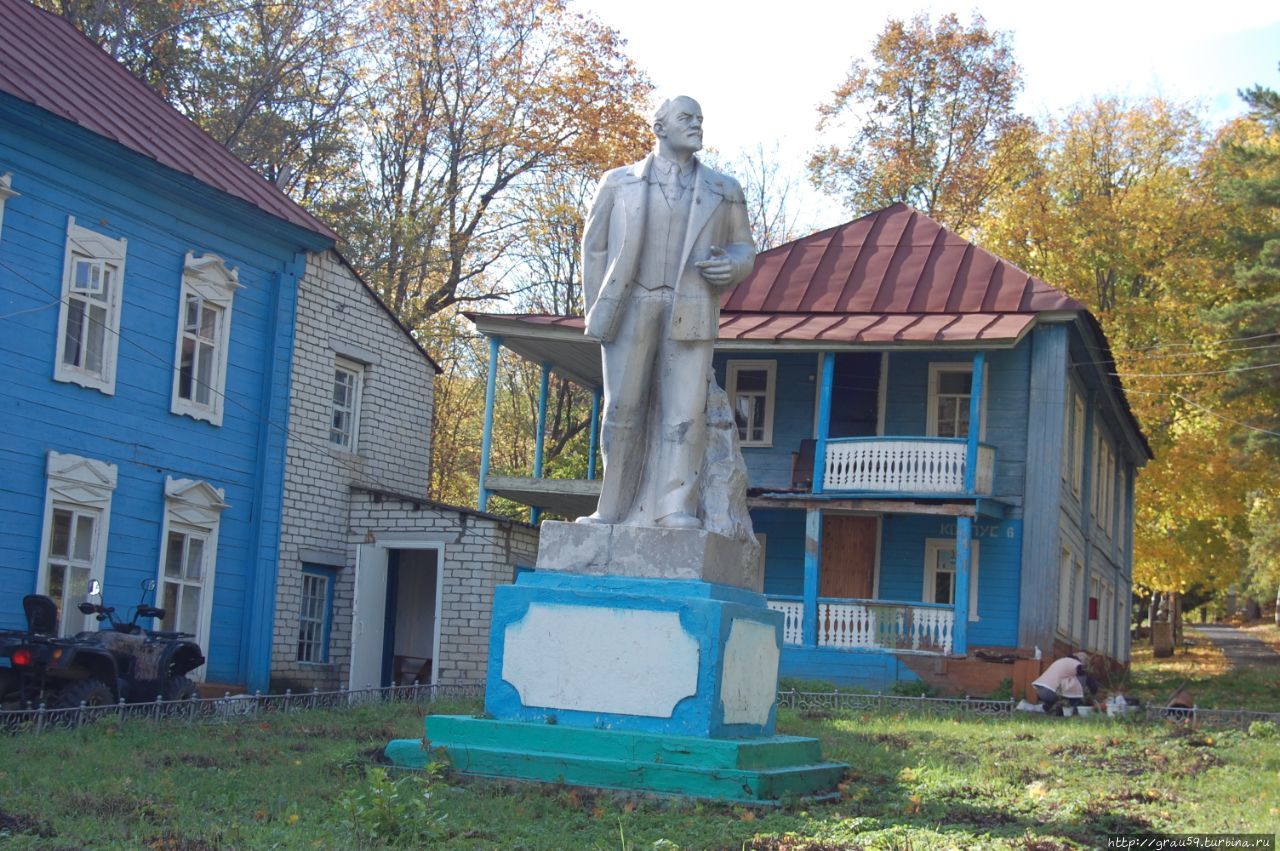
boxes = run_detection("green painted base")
[385,715,847,803]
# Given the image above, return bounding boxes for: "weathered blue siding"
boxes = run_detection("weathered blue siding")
[753,508,806,596]
[882,346,1030,502]
[876,515,1021,648]
[779,646,921,690]
[0,96,325,688]
[713,351,817,490]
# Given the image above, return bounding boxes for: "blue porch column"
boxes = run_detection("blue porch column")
[530,362,551,524]
[587,387,602,481]
[477,335,502,512]
[964,351,986,493]
[811,352,835,494]
[952,516,972,655]
[802,508,822,647]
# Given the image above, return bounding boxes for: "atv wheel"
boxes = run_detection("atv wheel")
[53,678,113,708]
[163,675,197,702]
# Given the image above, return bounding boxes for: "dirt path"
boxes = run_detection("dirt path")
[1193,624,1280,669]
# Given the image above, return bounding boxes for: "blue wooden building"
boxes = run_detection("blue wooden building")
[0,0,336,691]
[469,204,1151,694]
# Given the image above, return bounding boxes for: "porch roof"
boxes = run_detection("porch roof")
[465,310,1042,389]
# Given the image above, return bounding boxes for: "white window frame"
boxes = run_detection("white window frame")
[1072,556,1086,640]
[155,477,228,681]
[726,360,777,447]
[0,172,19,239]
[922,538,980,621]
[297,568,334,664]
[170,252,241,425]
[926,362,986,440]
[329,357,364,452]
[1071,393,1085,498]
[1057,545,1074,639]
[54,218,127,394]
[36,451,117,636]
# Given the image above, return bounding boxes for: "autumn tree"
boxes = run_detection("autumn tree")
[341,0,652,331]
[40,0,363,208]
[809,12,1033,233]
[1208,77,1280,617]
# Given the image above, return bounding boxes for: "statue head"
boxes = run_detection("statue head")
[653,96,703,160]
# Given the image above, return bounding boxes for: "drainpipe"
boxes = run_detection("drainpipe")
[530,362,550,525]
[964,351,985,494]
[477,335,501,512]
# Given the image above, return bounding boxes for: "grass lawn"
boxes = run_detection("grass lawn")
[2,695,1278,849]
[1120,627,1280,711]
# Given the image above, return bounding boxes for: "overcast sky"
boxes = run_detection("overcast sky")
[571,0,1280,230]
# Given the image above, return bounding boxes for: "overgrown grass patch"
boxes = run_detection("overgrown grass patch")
[1,697,1277,849]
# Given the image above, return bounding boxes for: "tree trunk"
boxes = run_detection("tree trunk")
[1245,597,1262,620]
[1172,592,1183,650]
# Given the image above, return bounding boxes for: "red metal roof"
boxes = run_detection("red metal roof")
[0,0,337,241]
[472,205,1082,347]
[722,203,1083,317]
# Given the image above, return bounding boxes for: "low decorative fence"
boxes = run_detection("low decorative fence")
[4,684,1278,737]
[0,682,483,736]
[776,690,1280,729]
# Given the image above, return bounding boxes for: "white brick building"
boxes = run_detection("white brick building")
[271,250,537,692]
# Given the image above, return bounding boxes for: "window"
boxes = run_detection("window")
[0,171,18,239]
[927,363,985,439]
[1062,388,1085,499]
[1057,546,1074,638]
[1091,428,1116,537]
[37,452,117,636]
[171,253,240,425]
[156,477,228,675]
[726,360,776,446]
[923,539,979,621]
[330,358,363,450]
[54,219,127,393]
[297,566,335,663]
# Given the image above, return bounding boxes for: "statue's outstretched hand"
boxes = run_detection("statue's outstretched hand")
[695,245,734,285]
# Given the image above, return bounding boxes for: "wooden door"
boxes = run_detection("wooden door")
[820,515,877,599]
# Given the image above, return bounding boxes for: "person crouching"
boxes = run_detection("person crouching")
[1032,651,1099,715]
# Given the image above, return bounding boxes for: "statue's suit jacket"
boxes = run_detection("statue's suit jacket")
[581,154,755,342]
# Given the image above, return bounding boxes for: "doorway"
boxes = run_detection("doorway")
[349,543,443,690]
[819,515,879,600]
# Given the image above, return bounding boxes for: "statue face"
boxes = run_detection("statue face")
[656,97,703,156]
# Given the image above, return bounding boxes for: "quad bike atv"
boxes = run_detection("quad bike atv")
[0,579,205,709]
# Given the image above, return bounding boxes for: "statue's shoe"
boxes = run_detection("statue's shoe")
[575,512,610,525]
[656,512,700,529]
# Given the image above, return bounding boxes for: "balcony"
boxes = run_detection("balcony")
[766,596,955,655]
[820,437,994,496]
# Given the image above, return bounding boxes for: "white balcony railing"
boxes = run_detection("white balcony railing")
[768,596,954,656]
[822,437,994,495]
[766,598,804,646]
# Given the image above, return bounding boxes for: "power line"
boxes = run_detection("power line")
[1113,361,1280,379]
[0,257,421,501]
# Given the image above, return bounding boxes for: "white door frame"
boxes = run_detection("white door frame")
[349,540,445,690]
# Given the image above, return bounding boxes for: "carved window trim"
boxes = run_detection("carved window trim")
[54,218,127,394]
[170,252,241,425]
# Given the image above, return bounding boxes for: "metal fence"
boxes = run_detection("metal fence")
[4,684,1278,737]
[776,689,1280,728]
[0,682,484,736]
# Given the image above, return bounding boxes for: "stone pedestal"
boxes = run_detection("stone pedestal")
[386,527,846,802]
[484,571,778,737]
[536,520,762,592]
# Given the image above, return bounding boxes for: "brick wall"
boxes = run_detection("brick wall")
[271,250,435,691]
[346,491,539,688]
